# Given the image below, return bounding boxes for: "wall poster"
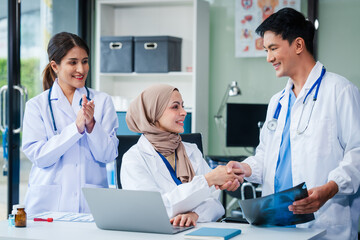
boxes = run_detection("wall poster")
[235,0,301,58]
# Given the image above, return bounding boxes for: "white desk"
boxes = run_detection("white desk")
[0,220,326,240]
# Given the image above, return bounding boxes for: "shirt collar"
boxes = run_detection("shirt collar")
[51,79,89,104]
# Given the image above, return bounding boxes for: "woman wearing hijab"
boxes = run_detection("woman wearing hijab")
[121,84,242,227]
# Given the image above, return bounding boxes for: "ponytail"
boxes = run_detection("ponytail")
[43,32,89,91]
[42,63,56,91]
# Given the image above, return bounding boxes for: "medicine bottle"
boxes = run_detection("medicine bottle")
[8,209,16,227]
[15,205,27,227]
[8,205,19,227]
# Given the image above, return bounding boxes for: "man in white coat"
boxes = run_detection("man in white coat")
[227,8,360,240]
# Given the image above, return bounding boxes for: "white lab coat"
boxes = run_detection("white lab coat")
[121,135,224,222]
[22,80,119,214]
[244,62,360,240]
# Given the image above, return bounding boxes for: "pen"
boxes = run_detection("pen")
[33,218,53,222]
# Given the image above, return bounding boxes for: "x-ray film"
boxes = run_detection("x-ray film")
[238,182,315,226]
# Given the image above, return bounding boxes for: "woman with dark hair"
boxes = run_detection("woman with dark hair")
[22,32,119,214]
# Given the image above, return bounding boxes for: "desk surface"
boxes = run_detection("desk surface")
[0,220,326,240]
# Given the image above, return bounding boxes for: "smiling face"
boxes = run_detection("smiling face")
[50,46,89,92]
[263,31,299,79]
[156,90,187,134]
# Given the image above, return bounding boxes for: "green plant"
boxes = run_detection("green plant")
[0,58,40,147]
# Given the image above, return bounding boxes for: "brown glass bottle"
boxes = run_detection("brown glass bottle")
[15,205,27,227]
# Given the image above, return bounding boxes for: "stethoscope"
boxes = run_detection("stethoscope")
[267,66,326,134]
[48,85,91,134]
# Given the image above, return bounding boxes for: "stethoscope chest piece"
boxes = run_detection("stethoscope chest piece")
[266,66,326,134]
[267,119,277,131]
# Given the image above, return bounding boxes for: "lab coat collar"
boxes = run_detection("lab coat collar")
[73,85,91,107]
[137,134,158,156]
[303,61,324,91]
[50,80,90,120]
[137,135,176,184]
[72,85,91,114]
[278,82,292,108]
[289,61,324,102]
[137,134,196,183]
[50,80,76,119]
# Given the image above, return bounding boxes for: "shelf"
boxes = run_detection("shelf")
[99,72,193,77]
[94,0,210,151]
[98,0,193,8]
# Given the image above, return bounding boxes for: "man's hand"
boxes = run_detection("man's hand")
[215,161,252,191]
[288,181,339,214]
[226,161,252,178]
[205,165,244,188]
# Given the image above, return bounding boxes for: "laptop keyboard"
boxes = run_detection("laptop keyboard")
[172,225,193,234]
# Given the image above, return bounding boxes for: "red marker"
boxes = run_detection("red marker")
[34,218,53,222]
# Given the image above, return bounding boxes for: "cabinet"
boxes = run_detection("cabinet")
[94,0,210,151]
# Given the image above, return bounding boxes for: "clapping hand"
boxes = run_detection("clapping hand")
[76,94,95,133]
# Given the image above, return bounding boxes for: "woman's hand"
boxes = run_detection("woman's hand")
[205,165,244,187]
[75,96,86,133]
[215,161,252,191]
[81,95,95,133]
[170,212,199,227]
[76,94,95,133]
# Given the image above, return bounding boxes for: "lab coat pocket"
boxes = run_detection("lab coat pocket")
[26,184,61,214]
[314,195,350,238]
[302,118,332,159]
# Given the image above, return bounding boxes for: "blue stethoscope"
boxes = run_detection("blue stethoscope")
[48,85,91,134]
[267,66,326,134]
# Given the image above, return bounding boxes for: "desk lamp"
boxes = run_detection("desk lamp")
[214,81,241,119]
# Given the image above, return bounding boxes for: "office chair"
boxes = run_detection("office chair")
[221,182,261,224]
[115,133,204,189]
[205,155,261,223]
[181,133,203,156]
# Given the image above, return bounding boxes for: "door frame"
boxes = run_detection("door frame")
[7,0,21,215]
[5,0,94,215]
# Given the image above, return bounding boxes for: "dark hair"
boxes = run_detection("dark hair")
[255,8,315,55]
[42,32,89,90]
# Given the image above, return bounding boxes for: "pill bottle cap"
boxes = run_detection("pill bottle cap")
[17,204,25,209]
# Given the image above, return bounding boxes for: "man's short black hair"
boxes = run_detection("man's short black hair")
[255,8,315,55]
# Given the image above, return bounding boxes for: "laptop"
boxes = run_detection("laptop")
[82,188,194,234]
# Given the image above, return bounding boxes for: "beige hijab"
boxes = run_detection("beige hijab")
[126,84,195,183]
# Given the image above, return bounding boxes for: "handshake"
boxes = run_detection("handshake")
[205,161,251,192]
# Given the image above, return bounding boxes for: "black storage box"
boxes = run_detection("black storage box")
[134,36,182,73]
[100,36,133,73]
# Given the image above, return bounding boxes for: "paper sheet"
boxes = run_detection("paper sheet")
[27,212,94,222]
